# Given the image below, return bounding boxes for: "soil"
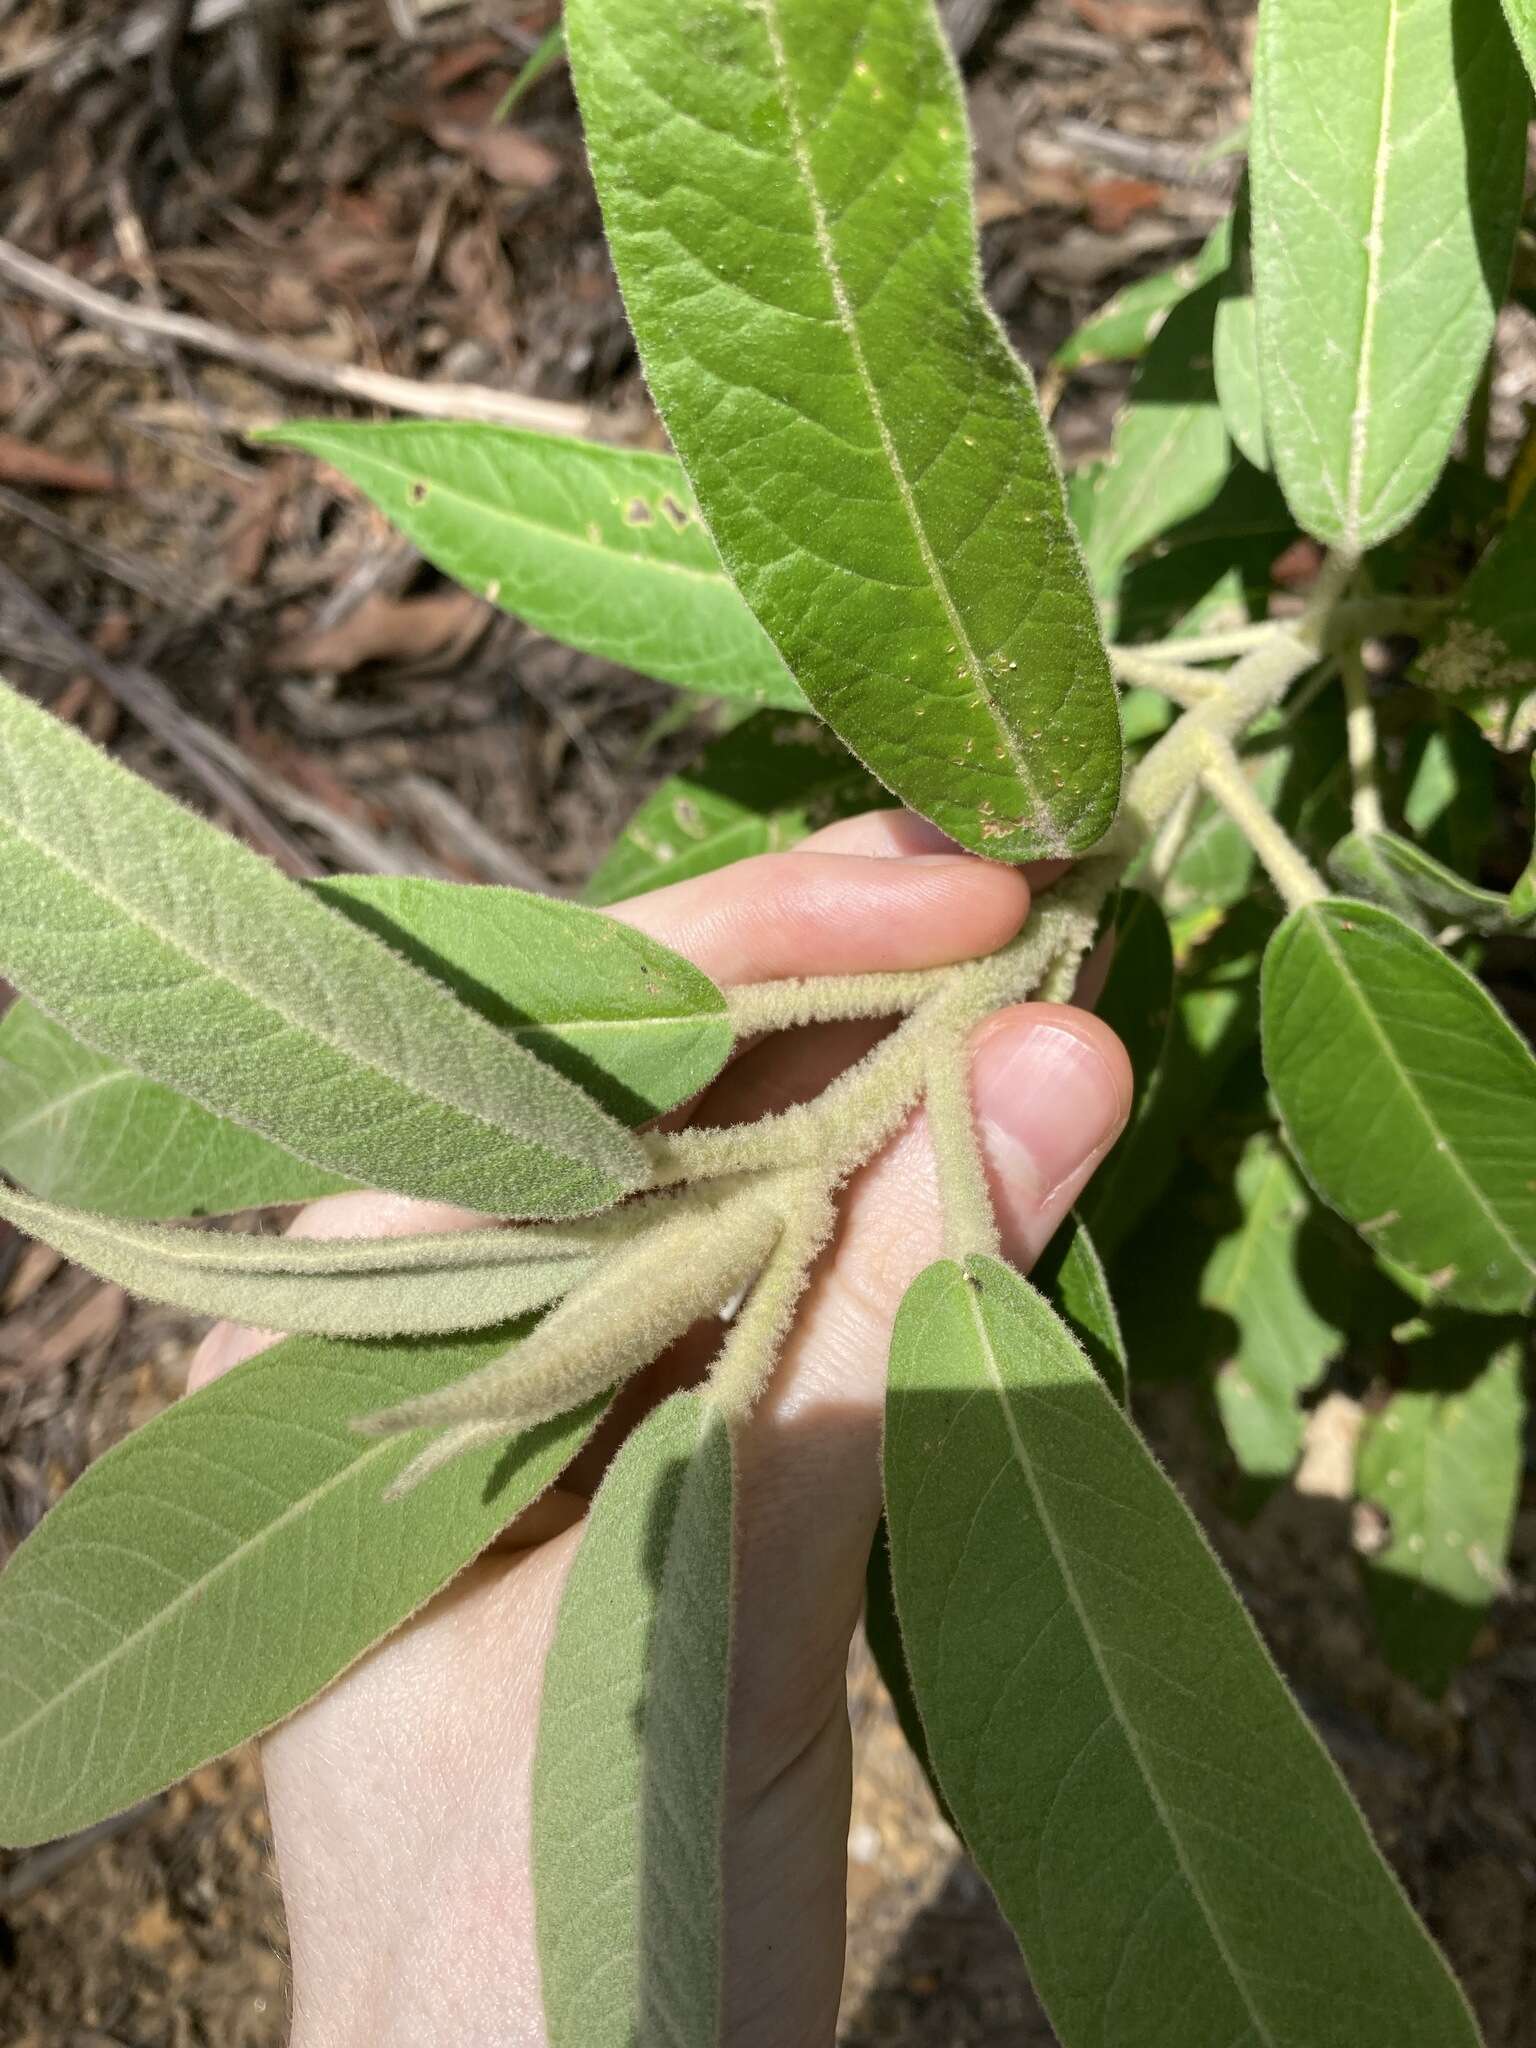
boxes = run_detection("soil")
[0,0,1533,2042]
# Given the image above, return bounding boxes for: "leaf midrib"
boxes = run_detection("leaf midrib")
[965,1279,1280,2048]
[1303,907,1533,1283]
[754,0,1057,851]
[1344,0,1401,546]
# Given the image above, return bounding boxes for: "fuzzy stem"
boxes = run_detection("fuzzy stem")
[1197,733,1326,910]
[1109,649,1221,707]
[924,1048,1001,1261]
[706,1172,834,1418]
[1144,780,1201,894]
[1116,620,1281,664]
[1340,648,1387,835]
[727,967,941,1036]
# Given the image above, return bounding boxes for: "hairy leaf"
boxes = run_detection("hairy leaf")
[0,1182,607,1337]
[567,0,1121,859]
[585,710,883,904]
[0,684,648,1217]
[0,998,352,1218]
[533,1391,733,2048]
[1251,0,1528,550]
[262,422,805,711]
[1051,234,1227,373]
[1034,1213,1128,1406]
[1419,492,1536,752]
[1263,897,1536,1313]
[1357,1318,1525,1696]
[1082,279,1232,596]
[312,874,732,1124]
[885,1255,1482,2048]
[0,1330,605,1846]
[1206,1131,1341,1480]
[1327,828,1526,938]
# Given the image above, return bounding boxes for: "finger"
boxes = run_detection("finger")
[609,846,1030,984]
[795,804,1073,898]
[186,1190,486,1393]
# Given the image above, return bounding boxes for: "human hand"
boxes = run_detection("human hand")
[189,812,1132,2048]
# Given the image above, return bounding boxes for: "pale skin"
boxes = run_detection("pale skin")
[191,810,1132,2048]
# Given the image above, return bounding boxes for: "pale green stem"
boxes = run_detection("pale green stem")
[1117,620,1281,664]
[1196,732,1326,911]
[1340,648,1386,835]
[1144,780,1201,894]
[1109,648,1221,707]
[924,1047,1001,1261]
[727,967,939,1035]
[706,1171,834,1417]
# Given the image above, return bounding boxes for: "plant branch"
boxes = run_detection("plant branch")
[1116,621,1281,665]
[726,968,939,1036]
[1196,733,1326,910]
[1340,648,1386,835]
[1109,649,1222,708]
[924,1049,1001,1261]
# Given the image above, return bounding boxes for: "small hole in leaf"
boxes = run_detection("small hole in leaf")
[409,481,429,505]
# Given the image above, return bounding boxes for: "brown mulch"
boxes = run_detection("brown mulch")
[0,1,1533,2043]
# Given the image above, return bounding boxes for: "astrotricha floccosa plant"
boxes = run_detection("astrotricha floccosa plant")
[0,3,1534,2044]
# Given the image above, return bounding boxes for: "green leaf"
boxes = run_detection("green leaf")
[1399,711,1496,875]
[1500,0,1536,81]
[0,1329,605,1846]
[1081,278,1233,596]
[0,998,353,1219]
[1032,1208,1128,1406]
[567,0,1121,860]
[1262,897,1536,1313]
[262,422,806,712]
[311,874,732,1125]
[863,1517,950,1823]
[533,1391,733,2048]
[0,683,648,1218]
[1206,1131,1342,1481]
[1078,889,1175,1252]
[1213,279,1268,475]
[0,1181,605,1337]
[885,1255,1482,2048]
[0,874,725,1219]
[1510,759,1536,922]
[1357,1318,1525,1697]
[1251,0,1529,551]
[1051,233,1227,373]
[585,710,883,905]
[1327,827,1526,938]
[1419,492,1536,752]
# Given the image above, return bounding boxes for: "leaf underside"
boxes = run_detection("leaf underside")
[567,0,1121,859]
[0,1330,605,1847]
[533,1391,733,2048]
[885,1255,1483,2048]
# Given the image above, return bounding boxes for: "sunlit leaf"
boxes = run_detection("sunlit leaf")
[1251,0,1528,549]
[585,710,882,905]
[1262,897,1536,1313]
[263,422,806,710]
[0,683,647,1219]
[533,1391,732,2048]
[885,1255,1482,2048]
[567,0,1121,859]
[0,1330,605,1846]
[1357,1317,1524,1697]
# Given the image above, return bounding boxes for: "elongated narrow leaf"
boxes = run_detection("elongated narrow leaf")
[1082,278,1232,596]
[1327,827,1526,937]
[585,710,883,905]
[1357,1319,1525,1696]
[263,422,805,711]
[1213,283,1268,474]
[0,998,353,1218]
[567,0,1120,860]
[0,684,647,1218]
[0,1182,605,1337]
[1251,0,1528,551]
[1419,491,1536,752]
[1206,1130,1341,1480]
[1263,897,1536,1313]
[0,1329,605,1846]
[1511,759,1536,921]
[0,874,726,1218]
[1051,234,1227,373]
[1033,1208,1128,1405]
[1078,889,1175,1251]
[885,1255,1482,2048]
[533,1391,733,2048]
[312,874,732,1124]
